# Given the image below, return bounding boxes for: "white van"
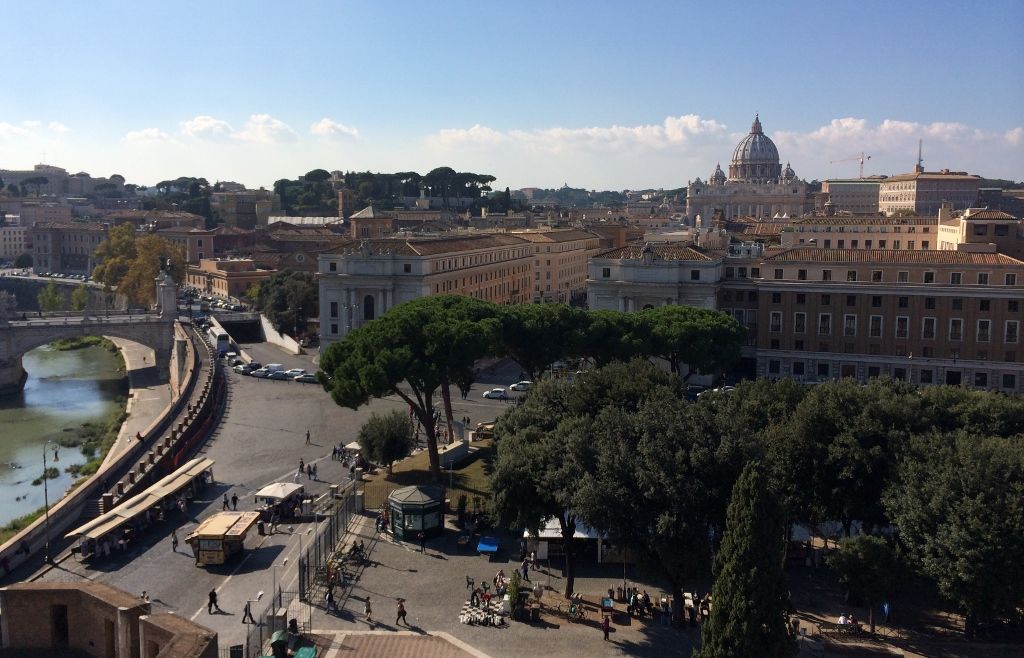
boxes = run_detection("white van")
[265,364,284,374]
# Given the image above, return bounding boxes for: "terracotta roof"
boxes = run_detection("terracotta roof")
[764,248,1024,266]
[32,221,107,231]
[743,223,789,236]
[595,243,714,261]
[962,209,1018,220]
[794,216,937,226]
[325,234,529,257]
[349,205,390,219]
[882,172,980,183]
[512,229,600,243]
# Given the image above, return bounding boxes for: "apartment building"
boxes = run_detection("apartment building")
[587,243,723,312]
[0,223,29,261]
[878,167,980,216]
[752,248,1023,391]
[820,178,883,214]
[31,222,108,275]
[210,190,280,229]
[513,229,602,303]
[154,227,215,263]
[318,234,533,345]
[782,216,938,250]
[185,258,274,298]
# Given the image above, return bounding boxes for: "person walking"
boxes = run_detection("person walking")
[299,458,304,473]
[293,469,301,484]
[305,429,311,445]
[306,464,313,480]
[208,589,221,614]
[363,597,373,625]
[171,529,178,552]
[395,599,407,626]
[222,494,229,511]
[417,530,426,553]
[231,493,238,511]
[602,615,611,641]
[312,463,318,480]
[325,588,336,614]
[520,558,530,582]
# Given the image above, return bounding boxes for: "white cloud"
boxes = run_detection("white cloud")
[0,122,29,139]
[180,115,234,141]
[428,114,728,154]
[1005,127,1024,146]
[310,117,359,139]
[234,114,298,144]
[123,128,173,144]
[22,120,41,129]
[48,121,70,134]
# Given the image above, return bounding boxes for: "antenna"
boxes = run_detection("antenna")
[916,139,924,172]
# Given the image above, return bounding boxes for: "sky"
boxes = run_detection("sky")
[1,0,1022,191]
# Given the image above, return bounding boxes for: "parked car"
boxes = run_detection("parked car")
[233,364,254,375]
[251,368,271,378]
[230,357,245,367]
[482,387,508,400]
[248,361,262,370]
[293,373,318,383]
[268,371,290,381]
[509,380,533,392]
[282,368,306,378]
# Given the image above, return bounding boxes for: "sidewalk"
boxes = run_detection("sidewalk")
[102,338,172,468]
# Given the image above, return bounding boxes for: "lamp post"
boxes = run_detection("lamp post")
[42,440,58,563]
[271,557,288,609]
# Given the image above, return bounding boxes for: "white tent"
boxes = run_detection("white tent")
[253,482,304,502]
[523,517,606,562]
[344,441,361,452]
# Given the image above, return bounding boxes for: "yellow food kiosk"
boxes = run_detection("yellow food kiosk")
[185,511,260,566]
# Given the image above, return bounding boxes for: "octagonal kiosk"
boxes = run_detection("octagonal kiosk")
[388,484,444,541]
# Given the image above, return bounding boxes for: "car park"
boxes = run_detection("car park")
[482,387,508,400]
[509,380,533,392]
[293,373,318,383]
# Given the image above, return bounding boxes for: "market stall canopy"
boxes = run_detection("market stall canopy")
[344,441,361,451]
[253,482,304,502]
[523,517,603,540]
[186,511,260,542]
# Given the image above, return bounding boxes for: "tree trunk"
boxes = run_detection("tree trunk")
[558,514,577,598]
[672,582,685,627]
[868,603,875,634]
[416,392,441,481]
[440,373,456,446]
[964,611,976,639]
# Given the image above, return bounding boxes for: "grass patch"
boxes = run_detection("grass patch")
[51,336,115,351]
[0,508,45,544]
[363,440,496,511]
[31,467,60,486]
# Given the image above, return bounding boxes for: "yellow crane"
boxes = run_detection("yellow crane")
[830,152,872,178]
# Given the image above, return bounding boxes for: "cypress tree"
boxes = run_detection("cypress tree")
[695,462,796,658]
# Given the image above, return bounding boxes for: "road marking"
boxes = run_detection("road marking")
[188,549,257,621]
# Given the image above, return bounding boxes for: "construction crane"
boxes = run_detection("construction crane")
[829,152,872,178]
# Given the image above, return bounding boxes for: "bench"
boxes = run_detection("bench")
[818,621,863,636]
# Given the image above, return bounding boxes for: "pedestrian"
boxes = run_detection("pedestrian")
[520,558,530,582]
[417,530,425,553]
[395,599,408,626]
[299,458,304,473]
[306,464,313,480]
[325,588,336,613]
[171,529,178,552]
[222,494,229,511]
[602,615,610,641]
[305,429,311,445]
[363,597,373,625]
[312,463,318,480]
[208,589,221,614]
[375,512,383,533]
[231,493,238,511]
[293,469,301,484]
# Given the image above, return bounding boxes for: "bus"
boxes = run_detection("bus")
[208,327,230,355]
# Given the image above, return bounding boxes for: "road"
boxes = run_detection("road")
[36,337,527,648]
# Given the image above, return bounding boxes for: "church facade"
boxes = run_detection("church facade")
[686,116,811,222]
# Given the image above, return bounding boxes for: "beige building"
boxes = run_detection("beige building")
[31,221,108,275]
[686,116,811,221]
[512,229,602,303]
[318,234,533,345]
[782,215,938,250]
[155,227,216,263]
[211,190,280,229]
[185,258,274,299]
[821,178,883,214]
[0,223,29,261]
[588,243,723,312]
[937,208,1023,258]
[878,167,980,216]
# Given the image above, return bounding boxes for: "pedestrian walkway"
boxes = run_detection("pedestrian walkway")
[102,338,172,468]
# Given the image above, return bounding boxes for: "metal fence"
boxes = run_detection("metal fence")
[221,590,309,658]
[297,487,360,602]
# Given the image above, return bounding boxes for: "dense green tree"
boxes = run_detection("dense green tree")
[249,270,317,336]
[14,252,32,268]
[499,304,588,380]
[827,534,900,633]
[70,284,90,311]
[304,168,331,183]
[695,462,796,658]
[21,176,48,196]
[357,410,414,474]
[37,281,65,312]
[640,305,746,377]
[577,310,650,366]
[884,432,1024,638]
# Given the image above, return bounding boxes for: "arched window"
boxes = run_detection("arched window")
[363,294,375,321]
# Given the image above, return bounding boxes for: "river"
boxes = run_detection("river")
[0,344,126,526]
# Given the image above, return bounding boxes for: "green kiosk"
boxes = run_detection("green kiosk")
[388,485,444,541]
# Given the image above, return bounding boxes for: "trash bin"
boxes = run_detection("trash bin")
[257,521,265,536]
[229,645,243,658]
[354,467,364,482]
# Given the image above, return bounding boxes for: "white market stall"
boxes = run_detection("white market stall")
[523,517,607,563]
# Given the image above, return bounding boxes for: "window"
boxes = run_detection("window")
[818,313,832,335]
[690,269,700,281]
[922,317,936,339]
[846,295,857,307]
[974,224,988,236]
[851,240,859,249]
[602,267,610,278]
[722,290,733,302]
[922,241,929,249]
[920,369,934,384]
[995,224,1009,236]
[738,267,747,278]
[950,272,962,285]
[865,240,872,250]
[772,292,782,303]
[796,293,806,305]
[1003,373,1017,389]
[980,299,991,312]
[774,268,784,280]
[794,339,805,351]
[843,314,857,336]
[822,269,832,281]
[952,298,963,311]
[768,360,780,374]
[872,296,882,308]
[898,296,909,308]
[821,294,831,305]
[975,372,988,387]
[878,240,887,249]
[1007,273,1017,285]
[893,367,906,381]
[897,271,909,282]
[771,339,780,349]
[749,291,759,302]
[1006,321,1019,344]
[329,262,337,272]
[922,346,934,357]
[770,312,782,332]
[949,318,963,341]
[893,240,901,249]
[868,366,881,378]
[792,362,805,376]
[869,315,883,337]
[329,302,338,318]
[798,269,807,281]
[871,270,882,282]
[824,240,831,248]
[330,323,338,334]
[794,312,806,334]
[925,297,936,310]
[817,363,829,377]
[847,270,857,282]
[838,239,845,248]
[1011,300,1020,312]
[908,241,915,249]
[751,267,761,278]
[895,316,909,339]
[977,273,989,285]
[923,271,934,283]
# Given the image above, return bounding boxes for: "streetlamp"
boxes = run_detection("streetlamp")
[42,440,59,563]
[271,557,288,609]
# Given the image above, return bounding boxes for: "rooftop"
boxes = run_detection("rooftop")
[882,170,980,183]
[764,247,1024,266]
[595,243,714,262]
[793,216,938,226]
[325,234,529,257]
[511,229,600,243]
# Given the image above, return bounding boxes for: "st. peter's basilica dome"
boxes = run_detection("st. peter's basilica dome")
[729,115,782,183]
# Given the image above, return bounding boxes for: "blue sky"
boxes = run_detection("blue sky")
[2,0,1021,190]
